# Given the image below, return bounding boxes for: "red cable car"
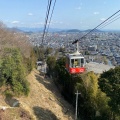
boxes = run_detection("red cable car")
[65,42,86,74]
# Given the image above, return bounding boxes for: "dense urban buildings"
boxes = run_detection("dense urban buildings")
[27,30,120,66]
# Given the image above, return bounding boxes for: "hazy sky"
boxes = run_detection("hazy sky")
[0,0,120,30]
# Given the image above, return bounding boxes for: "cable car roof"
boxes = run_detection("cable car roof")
[69,56,84,59]
[66,50,84,59]
[69,50,81,56]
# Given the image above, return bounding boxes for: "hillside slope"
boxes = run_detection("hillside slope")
[18,69,74,120]
[0,69,74,120]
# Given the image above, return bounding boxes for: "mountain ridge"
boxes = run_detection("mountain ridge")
[8,27,120,33]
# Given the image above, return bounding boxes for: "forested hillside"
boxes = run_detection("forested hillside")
[0,22,36,97]
[0,22,74,120]
[46,56,120,120]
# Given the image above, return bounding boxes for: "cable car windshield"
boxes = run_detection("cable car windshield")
[71,58,84,68]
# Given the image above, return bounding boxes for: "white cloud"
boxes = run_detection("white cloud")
[11,21,20,24]
[75,6,81,10]
[100,18,106,21]
[34,22,44,25]
[28,13,33,16]
[51,20,63,24]
[94,12,99,15]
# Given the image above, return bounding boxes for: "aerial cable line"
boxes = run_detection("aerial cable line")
[41,0,50,44]
[41,0,57,46]
[43,0,50,36]
[43,0,50,42]
[46,0,57,36]
[99,13,120,29]
[72,10,120,44]
[42,0,52,44]
[42,0,52,43]
[100,16,120,29]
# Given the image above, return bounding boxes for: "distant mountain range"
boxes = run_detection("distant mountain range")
[60,29,81,32]
[8,27,120,33]
[9,27,62,33]
[83,29,102,32]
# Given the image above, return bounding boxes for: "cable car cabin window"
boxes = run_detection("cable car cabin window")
[71,58,84,68]
[81,58,84,67]
[71,59,80,68]
[71,59,74,67]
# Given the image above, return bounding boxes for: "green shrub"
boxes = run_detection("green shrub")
[0,48,30,96]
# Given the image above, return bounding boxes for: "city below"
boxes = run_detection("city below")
[9,27,120,68]
[21,28,120,67]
